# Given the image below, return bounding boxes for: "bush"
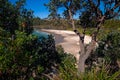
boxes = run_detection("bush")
[0,29,66,79]
[44,53,120,80]
[0,30,43,79]
[86,31,120,74]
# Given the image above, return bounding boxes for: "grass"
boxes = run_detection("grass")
[43,60,120,80]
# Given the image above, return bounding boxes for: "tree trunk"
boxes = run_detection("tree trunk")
[68,9,100,73]
[78,40,96,73]
[78,57,86,73]
[68,9,87,73]
[68,9,76,30]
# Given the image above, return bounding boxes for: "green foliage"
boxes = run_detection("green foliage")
[0,0,19,34]
[36,35,60,69]
[86,31,120,75]
[33,19,72,30]
[79,11,97,28]
[18,8,33,34]
[97,31,120,60]
[49,54,120,80]
[0,29,42,79]
[0,28,69,79]
[0,0,33,35]
[44,0,61,19]
[97,19,120,39]
[79,65,120,80]
[104,20,120,29]
[33,17,41,26]
[0,0,69,79]
[59,54,77,80]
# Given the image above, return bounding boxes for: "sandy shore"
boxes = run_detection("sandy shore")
[41,29,92,60]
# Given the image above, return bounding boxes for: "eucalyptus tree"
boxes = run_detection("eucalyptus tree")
[77,0,120,73]
[46,0,120,73]
[45,0,61,20]
[60,0,82,29]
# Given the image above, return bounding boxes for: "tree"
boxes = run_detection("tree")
[33,17,41,26]
[44,0,61,20]
[46,0,120,73]
[96,31,120,74]
[20,9,34,34]
[0,0,66,79]
[0,0,19,34]
[0,0,33,35]
[86,30,120,74]
[0,28,63,79]
[15,0,33,34]
[77,0,120,73]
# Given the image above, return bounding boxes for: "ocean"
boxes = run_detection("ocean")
[32,29,49,38]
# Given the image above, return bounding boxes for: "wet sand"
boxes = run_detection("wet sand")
[43,31,64,44]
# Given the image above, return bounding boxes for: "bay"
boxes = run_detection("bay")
[32,29,49,38]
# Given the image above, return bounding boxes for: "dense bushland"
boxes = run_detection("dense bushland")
[0,28,68,79]
[86,31,120,74]
[0,0,120,79]
[33,18,120,37]
[33,18,80,30]
[0,0,33,35]
[47,31,120,80]
[0,0,67,79]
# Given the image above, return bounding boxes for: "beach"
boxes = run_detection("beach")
[41,29,92,61]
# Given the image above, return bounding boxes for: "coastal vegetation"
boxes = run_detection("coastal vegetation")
[0,0,120,80]
[33,18,120,30]
[0,0,70,79]
[33,18,120,39]
[46,0,120,73]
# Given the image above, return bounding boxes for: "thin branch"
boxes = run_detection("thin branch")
[68,9,76,30]
[85,40,96,59]
[105,2,120,19]
[82,28,86,43]
[96,0,100,8]
[112,2,120,10]
[88,0,103,17]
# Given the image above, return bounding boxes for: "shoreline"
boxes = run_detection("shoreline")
[41,29,64,44]
[40,29,92,61]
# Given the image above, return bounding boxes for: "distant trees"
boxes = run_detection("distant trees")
[33,17,41,26]
[46,0,120,73]
[104,19,120,29]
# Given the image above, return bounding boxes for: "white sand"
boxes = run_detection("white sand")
[41,29,92,61]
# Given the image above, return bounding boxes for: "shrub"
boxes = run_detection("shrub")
[0,30,43,79]
[0,29,65,79]
[86,31,120,74]
[44,53,120,80]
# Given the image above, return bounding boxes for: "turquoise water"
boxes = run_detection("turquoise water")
[32,30,49,38]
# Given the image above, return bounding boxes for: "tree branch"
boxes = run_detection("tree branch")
[105,2,120,19]
[84,40,96,59]
[88,0,103,17]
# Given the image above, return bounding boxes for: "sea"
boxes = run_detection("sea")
[32,29,49,38]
